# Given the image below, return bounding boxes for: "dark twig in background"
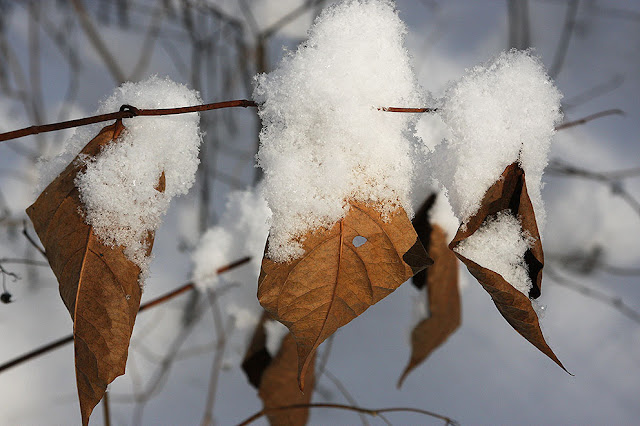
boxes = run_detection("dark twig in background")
[0,256,251,374]
[236,402,458,426]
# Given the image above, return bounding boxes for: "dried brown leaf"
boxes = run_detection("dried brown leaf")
[398,223,460,387]
[243,314,315,426]
[449,162,566,371]
[26,121,163,425]
[258,202,432,389]
[260,333,316,426]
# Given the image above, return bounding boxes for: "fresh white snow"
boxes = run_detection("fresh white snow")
[454,211,535,296]
[254,0,423,262]
[421,50,562,227]
[39,76,203,279]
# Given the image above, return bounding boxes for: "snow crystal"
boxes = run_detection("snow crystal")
[254,0,423,262]
[454,211,535,296]
[427,50,562,226]
[40,76,203,278]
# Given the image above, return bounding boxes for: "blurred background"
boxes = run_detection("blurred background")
[0,0,639,424]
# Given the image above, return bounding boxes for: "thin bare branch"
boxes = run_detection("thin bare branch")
[380,106,438,113]
[0,256,251,374]
[1,101,439,143]
[27,2,46,137]
[160,38,189,76]
[128,2,166,81]
[554,109,624,131]
[236,402,458,426]
[507,0,531,50]
[598,264,640,276]
[22,221,46,257]
[238,0,259,36]
[322,368,370,426]
[261,0,325,39]
[563,75,624,110]
[0,100,258,142]
[0,263,19,281]
[0,258,49,267]
[102,391,111,426]
[70,0,127,84]
[549,0,579,79]
[547,158,640,220]
[547,267,640,324]
[201,287,234,426]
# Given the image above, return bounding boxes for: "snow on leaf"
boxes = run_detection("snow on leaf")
[258,201,431,390]
[449,162,566,372]
[26,121,163,425]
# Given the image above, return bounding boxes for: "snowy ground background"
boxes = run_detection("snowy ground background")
[1,1,639,425]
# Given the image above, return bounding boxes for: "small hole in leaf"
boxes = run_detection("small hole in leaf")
[125,294,131,301]
[352,236,367,247]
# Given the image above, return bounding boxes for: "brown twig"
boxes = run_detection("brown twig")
[380,107,438,113]
[0,100,258,142]
[235,402,458,426]
[0,101,442,143]
[0,256,251,374]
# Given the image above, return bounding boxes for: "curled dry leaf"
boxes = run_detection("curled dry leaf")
[26,121,164,425]
[258,201,432,390]
[398,220,460,387]
[449,162,566,371]
[243,313,316,426]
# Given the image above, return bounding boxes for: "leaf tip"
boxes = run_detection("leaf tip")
[396,368,410,389]
[297,373,306,393]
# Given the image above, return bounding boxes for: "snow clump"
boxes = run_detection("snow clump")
[41,76,203,279]
[421,50,563,227]
[254,0,423,262]
[454,211,535,296]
